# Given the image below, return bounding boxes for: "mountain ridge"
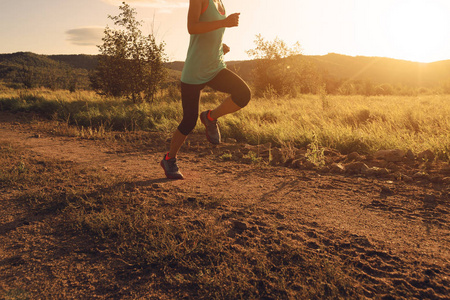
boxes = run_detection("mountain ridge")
[1,52,449,89]
[167,53,450,88]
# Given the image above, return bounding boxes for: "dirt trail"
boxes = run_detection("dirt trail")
[1,114,449,299]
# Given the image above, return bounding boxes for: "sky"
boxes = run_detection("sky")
[1,0,450,63]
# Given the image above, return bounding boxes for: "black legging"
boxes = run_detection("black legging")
[178,68,251,136]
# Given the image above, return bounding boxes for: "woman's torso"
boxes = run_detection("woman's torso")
[181,0,227,85]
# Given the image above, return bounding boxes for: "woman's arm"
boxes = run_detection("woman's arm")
[187,0,240,35]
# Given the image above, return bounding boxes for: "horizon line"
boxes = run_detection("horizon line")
[1,51,449,64]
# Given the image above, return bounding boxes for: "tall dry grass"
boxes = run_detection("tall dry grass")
[1,84,449,160]
[220,94,450,160]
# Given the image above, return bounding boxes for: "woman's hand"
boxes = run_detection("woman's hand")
[223,13,240,28]
[223,44,230,55]
[187,0,240,34]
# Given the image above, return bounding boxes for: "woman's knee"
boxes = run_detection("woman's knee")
[233,85,252,108]
[178,113,199,136]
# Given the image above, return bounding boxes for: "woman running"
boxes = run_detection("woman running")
[161,0,251,179]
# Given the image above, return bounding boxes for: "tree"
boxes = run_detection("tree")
[246,34,320,97]
[92,2,167,102]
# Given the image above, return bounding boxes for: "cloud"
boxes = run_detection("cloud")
[66,27,104,46]
[101,0,188,9]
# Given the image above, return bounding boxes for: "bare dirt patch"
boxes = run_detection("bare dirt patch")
[0,112,449,299]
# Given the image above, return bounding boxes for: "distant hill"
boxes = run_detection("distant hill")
[0,52,92,90]
[48,54,98,70]
[0,52,62,68]
[166,54,450,88]
[307,53,450,87]
[1,52,449,92]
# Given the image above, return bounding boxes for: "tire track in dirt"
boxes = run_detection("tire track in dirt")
[1,117,449,299]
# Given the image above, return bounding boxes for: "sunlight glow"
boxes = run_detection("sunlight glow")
[384,0,450,62]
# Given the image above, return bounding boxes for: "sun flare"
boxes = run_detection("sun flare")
[385,0,450,62]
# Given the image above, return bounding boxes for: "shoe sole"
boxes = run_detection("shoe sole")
[200,113,220,145]
[160,160,184,180]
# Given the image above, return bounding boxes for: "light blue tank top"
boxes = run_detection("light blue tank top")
[181,0,227,84]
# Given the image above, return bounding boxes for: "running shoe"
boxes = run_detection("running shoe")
[160,155,184,180]
[200,110,221,144]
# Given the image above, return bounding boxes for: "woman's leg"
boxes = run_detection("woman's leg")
[207,69,252,119]
[162,82,204,179]
[167,82,204,158]
[209,96,241,120]
[167,129,187,159]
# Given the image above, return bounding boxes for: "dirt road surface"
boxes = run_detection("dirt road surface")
[0,113,449,299]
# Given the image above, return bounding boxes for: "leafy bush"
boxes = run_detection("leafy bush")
[246,35,321,97]
[91,2,167,102]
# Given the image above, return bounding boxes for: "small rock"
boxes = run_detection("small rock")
[307,241,320,250]
[364,167,390,177]
[291,159,303,169]
[226,138,237,143]
[345,162,369,174]
[412,172,430,180]
[386,162,400,172]
[442,177,450,185]
[232,221,248,231]
[275,213,285,220]
[405,150,415,161]
[319,166,330,173]
[152,183,161,189]
[323,148,340,157]
[347,152,361,161]
[330,163,345,174]
[103,166,108,171]
[374,149,406,162]
[402,174,413,182]
[302,161,316,170]
[418,149,435,162]
[380,186,395,195]
[187,197,197,202]
[295,149,308,157]
[377,160,388,168]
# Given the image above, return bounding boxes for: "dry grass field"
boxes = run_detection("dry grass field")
[0,86,449,299]
[1,86,449,160]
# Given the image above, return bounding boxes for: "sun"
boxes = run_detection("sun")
[384,0,450,62]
